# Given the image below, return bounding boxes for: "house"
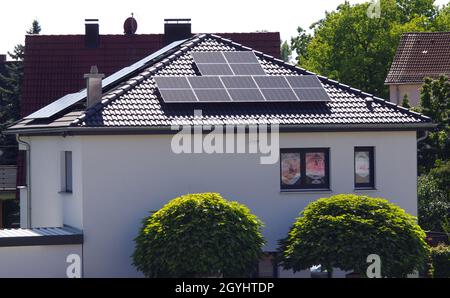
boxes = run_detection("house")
[1,32,433,277]
[385,32,450,106]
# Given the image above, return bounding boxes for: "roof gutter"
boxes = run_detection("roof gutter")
[6,122,437,136]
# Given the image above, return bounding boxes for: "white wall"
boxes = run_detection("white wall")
[70,131,418,277]
[0,244,82,278]
[389,84,421,106]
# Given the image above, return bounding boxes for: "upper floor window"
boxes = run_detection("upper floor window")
[280,148,330,191]
[354,147,375,189]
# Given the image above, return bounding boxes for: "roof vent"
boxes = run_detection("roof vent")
[84,66,105,108]
[164,18,192,45]
[124,13,138,35]
[365,97,374,109]
[85,19,100,48]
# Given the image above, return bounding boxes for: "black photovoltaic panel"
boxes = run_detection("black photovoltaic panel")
[196,64,234,76]
[261,88,298,101]
[159,89,198,102]
[293,88,331,101]
[230,64,266,75]
[253,76,290,88]
[191,52,227,63]
[155,75,330,103]
[221,76,258,89]
[188,77,225,89]
[228,89,265,102]
[154,77,190,89]
[286,75,323,88]
[223,51,259,64]
[194,89,231,102]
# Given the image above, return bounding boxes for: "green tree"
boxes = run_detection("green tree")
[132,193,264,277]
[290,26,312,66]
[279,194,430,277]
[0,20,41,164]
[417,76,450,172]
[293,0,440,98]
[401,93,411,109]
[280,40,292,62]
[433,3,450,30]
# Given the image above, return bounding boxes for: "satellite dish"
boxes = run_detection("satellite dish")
[124,14,138,35]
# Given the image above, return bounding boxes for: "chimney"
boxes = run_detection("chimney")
[85,19,100,48]
[164,18,192,45]
[84,66,104,108]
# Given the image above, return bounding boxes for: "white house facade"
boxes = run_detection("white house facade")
[1,34,433,277]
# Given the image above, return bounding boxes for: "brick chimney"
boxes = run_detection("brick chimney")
[85,19,100,48]
[84,66,104,108]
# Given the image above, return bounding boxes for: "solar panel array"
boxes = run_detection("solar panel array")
[155,75,331,103]
[192,51,266,76]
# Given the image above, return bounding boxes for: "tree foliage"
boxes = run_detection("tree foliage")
[291,0,447,98]
[280,40,292,62]
[132,193,264,277]
[417,76,450,173]
[279,194,430,277]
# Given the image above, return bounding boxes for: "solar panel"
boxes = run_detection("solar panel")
[286,75,323,88]
[228,89,265,102]
[223,51,259,64]
[230,64,266,75]
[261,88,298,101]
[191,52,227,64]
[154,77,190,89]
[196,64,234,76]
[221,76,258,89]
[159,89,198,102]
[293,88,331,101]
[26,39,188,119]
[193,89,231,102]
[254,76,290,88]
[187,77,225,89]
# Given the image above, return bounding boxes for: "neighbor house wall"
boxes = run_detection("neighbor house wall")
[73,131,418,277]
[0,244,82,277]
[389,84,421,106]
[24,136,83,229]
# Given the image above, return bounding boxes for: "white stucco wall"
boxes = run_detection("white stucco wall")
[389,84,422,107]
[0,244,82,278]
[25,130,418,277]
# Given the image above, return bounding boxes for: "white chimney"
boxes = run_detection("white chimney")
[84,65,105,108]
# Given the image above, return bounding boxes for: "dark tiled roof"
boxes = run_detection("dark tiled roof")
[10,34,431,133]
[21,32,281,117]
[385,32,450,84]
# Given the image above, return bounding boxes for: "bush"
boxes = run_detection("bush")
[431,244,450,278]
[279,194,430,278]
[418,166,450,232]
[132,193,264,277]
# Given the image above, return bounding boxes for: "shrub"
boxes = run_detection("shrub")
[418,173,450,232]
[431,244,450,278]
[279,194,430,278]
[132,193,264,277]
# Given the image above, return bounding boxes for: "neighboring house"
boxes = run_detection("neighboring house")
[1,33,433,277]
[385,32,450,106]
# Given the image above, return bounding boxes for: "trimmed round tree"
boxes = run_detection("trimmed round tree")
[279,194,430,277]
[132,193,264,277]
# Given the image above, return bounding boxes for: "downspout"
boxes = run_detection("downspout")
[417,130,429,143]
[16,134,31,228]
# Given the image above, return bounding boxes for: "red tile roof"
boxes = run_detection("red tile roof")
[385,32,450,84]
[21,32,281,117]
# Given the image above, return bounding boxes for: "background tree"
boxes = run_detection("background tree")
[279,194,430,277]
[290,0,447,98]
[401,93,411,109]
[289,27,312,66]
[280,40,292,62]
[417,76,450,173]
[0,20,40,164]
[133,193,264,277]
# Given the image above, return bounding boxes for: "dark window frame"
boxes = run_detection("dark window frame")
[280,148,330,191]
[64,151,73,193]
[354,147,375,189]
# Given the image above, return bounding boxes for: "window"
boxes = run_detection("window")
[354,147,375,189]
[280,148,330,190]
[62,151,73,193]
